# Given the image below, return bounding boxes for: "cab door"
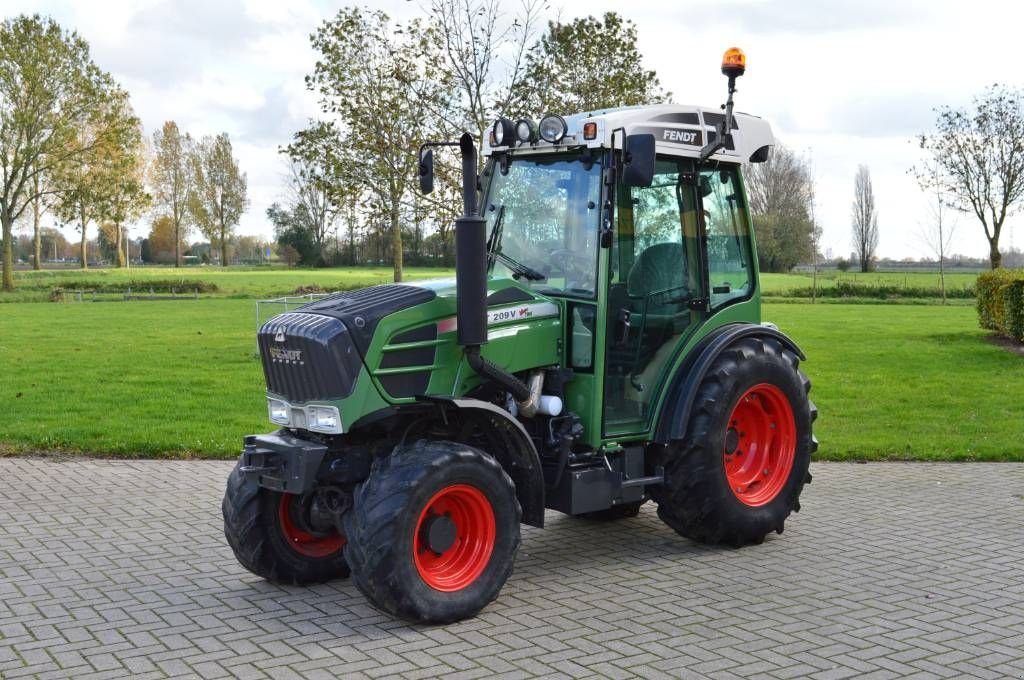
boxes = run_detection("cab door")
[603,157,705,435]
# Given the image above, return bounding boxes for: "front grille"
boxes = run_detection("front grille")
[258,312,362,403]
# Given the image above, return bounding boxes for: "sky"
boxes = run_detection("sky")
[5,0,1024,260]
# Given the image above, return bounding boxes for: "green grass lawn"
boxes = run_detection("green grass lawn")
[1,297,1021,459]
[764,304,1023,460]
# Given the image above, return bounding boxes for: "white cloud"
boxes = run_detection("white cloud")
[6,0,1024,258]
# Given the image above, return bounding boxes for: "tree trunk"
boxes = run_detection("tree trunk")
[80,207,88,270]
[939,256,946,305]
[174,220,181,268]
[391,195,403,283]
[115,223,126,268]
[1,210,14,291]
[221,223,228,267]
[989,240,1002,269]
[32,194,42,271]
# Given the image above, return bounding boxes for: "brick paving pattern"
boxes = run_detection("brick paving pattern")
[1,459,1022,679]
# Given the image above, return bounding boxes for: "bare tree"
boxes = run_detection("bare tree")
[916,161,958,304]
[851,164,879,272]
[745,144,816,272]
[917,84,1024,269]
[428,0,545,150]
[286,157,341,265]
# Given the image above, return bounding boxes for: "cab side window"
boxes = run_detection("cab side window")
[701,167,754,309]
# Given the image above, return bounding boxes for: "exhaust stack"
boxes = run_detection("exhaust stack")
[451,133,531,403]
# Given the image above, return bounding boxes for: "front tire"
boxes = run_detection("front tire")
[344,440,520,624]
[652,337,816,546]
[222,463,350,584]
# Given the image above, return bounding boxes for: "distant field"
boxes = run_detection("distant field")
[2,265,984,302]
[760,271,979,300]
[1,299,1020,459]
[1,265,452,302]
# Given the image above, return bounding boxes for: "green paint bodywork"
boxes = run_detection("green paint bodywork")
[270,163,764,452]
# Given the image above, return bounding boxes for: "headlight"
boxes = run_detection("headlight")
[491,117,515,146]
[268,398,290,426]
[307,405,343,434]
[267,398,343,434]
[539,115,567,143]
[515,118,537,144]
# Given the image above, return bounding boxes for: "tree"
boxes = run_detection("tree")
[148,214,183,264]
[851,165,879,273]
[0,15,124,290]
[100,110,148,267]
[916,161,958,304]
[97,221,119,263]
[29,172,53,270]
[745,145,816,272]
[150,121,196,267]
[303,8,442,282]
[271,152,343,266]
[52,89,142,269]
[428,0,543,148]
[38,226,67,262]
[190,133,248,266]
[278,244,300,267]
[917,85,1024,269]
[510,12,670,115]
[268,202,318,266]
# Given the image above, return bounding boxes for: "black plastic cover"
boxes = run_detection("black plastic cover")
[298,284,436,357]
[258,312,362,403]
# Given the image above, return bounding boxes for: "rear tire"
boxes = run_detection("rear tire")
[222,463,350,584]
[652,337,816,547]
[344,440,520,624]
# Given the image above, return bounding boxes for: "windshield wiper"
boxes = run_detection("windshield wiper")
[495,251,546,281]
[486,204,546,281]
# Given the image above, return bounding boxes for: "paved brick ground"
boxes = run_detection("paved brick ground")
[1,460,1022,680]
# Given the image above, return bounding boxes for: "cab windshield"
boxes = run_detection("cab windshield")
[483,153,602,298]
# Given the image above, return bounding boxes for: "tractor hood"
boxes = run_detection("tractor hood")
[257,278,563,409]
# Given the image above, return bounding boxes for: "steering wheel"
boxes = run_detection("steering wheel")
[548,248,583,278]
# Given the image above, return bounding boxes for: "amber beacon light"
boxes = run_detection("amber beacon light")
[721,47,746,78]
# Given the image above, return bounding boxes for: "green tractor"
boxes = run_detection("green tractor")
[224,48,816,623]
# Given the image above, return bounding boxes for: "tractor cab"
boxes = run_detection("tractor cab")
[474,101,775,438]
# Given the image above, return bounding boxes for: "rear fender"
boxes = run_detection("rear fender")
[654,323,805,444]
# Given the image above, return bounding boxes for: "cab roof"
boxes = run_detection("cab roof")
[485,103,774,165]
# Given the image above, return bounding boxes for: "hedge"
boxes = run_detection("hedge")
[781,280,975,300]
[976,269,1024,341]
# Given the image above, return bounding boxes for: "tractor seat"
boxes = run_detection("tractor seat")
[627,242,686,312]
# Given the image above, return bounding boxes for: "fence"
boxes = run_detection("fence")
[254,293,333,350]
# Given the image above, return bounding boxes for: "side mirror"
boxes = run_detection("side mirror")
[419,148,434,194]
[622,134,655,187]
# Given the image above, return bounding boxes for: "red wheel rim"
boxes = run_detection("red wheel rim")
[414,484,496,592]
[277,494,345,558]
[723,383,796,507]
